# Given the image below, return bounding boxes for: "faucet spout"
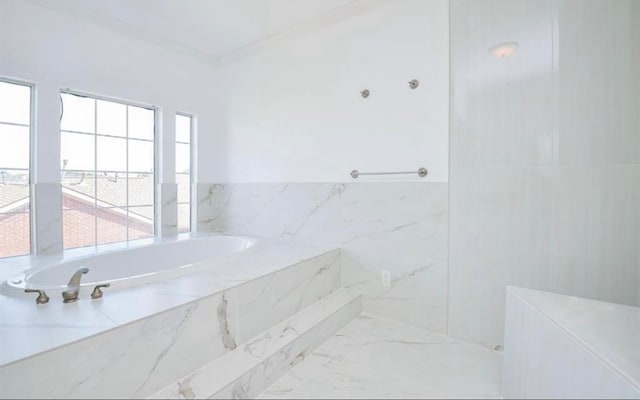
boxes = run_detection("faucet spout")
[62,267,89,303]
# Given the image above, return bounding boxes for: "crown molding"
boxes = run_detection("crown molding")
[23,0,391,69]
[213,0,390,67]
[23,0,218,68]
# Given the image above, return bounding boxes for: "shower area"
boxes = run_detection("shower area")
[261,0,640,396]
[449,0,640,348]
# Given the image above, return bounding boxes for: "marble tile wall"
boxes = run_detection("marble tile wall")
[158,183,178,237]
[196,182,449,333]
[450,0,640,348]
[33,183,63,255]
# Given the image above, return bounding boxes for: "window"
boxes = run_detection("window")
[60,92,155,249]
[0,80,32,258]
[176,114,192,233]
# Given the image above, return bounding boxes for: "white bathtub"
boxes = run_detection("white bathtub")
[1,234,256,296]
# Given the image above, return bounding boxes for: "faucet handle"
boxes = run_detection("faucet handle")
[25,289,50,305]
[91,283,110,300]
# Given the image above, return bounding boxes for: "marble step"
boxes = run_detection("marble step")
[149,288,363,399]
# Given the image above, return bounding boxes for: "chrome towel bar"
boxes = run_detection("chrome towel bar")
[350,168,428,179]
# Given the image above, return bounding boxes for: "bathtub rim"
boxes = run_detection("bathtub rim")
[0,232,257,297]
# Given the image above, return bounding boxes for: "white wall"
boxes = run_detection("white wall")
[212,0,449,183]
[198,0,451,332]
[0,0,222,256]
[0,0,218,184]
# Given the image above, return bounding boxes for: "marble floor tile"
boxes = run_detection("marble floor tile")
[258,314,503,399]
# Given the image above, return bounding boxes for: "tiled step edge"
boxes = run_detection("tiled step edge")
[149,288,363,399]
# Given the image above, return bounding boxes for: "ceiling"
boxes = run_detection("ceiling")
[27,0,360,64]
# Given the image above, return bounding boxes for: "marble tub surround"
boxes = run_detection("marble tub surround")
[196,182,449,332]
[152,289,362,399]
[1,291,237,399]
[0,238,341,399]
[235,249,341,343]
[503,287,640,399]
[33,182,63,255]
[259,313,503,399]
[158,183,178,237]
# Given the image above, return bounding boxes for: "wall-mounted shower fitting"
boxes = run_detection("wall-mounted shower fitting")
[360,89,370,98]
[409,79,419,89]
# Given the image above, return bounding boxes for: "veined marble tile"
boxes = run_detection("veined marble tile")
[235,249,341,344]
[194,183,218,232]
[158,183,178,237]
[150,289,361,400]
[242,290,361,361]
[196,182,449,332]
[259,314,502,399]
[336,183,448,261]
[196,183,341,244]
[34,183,63,255]
[0,291,237,399]
[149,348,263,400]
[342,249,447,332]
[259,295,362,390]
[0,236,337,368]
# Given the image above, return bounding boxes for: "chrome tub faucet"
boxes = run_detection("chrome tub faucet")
[62,267,89,303]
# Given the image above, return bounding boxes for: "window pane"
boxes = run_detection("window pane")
[128,206,154,240]
[97,136,126,171]
[0,124,29,169]
[176,173,190,186]
[61,132,94,171]
[0,170,29,211]
[0,212,30,257]
[177,203,190,233]
[61,93,95,133]
[96,207,128,245]
[61,93,156,249]
[96,172,126,207]
[97,100,126,137]
[129,139,154,172]
[0,81,31,258]
[0,81,30,125]
[128,106,154,140]
[63,208,96,249]
[176,143,190,174]
[62,172,95,210]
[175,114,191,143]
[128,173,154,206]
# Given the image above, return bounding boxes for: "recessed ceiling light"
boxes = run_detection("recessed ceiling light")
[488,42,519,58]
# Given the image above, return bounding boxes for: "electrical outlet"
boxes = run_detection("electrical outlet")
[380,270,391,288]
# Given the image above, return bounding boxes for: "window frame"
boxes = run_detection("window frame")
[0,76,34,258]
[59,89,158,249]
[175,112,194,233]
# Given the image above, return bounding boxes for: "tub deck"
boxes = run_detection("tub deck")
[0,236,337,367]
